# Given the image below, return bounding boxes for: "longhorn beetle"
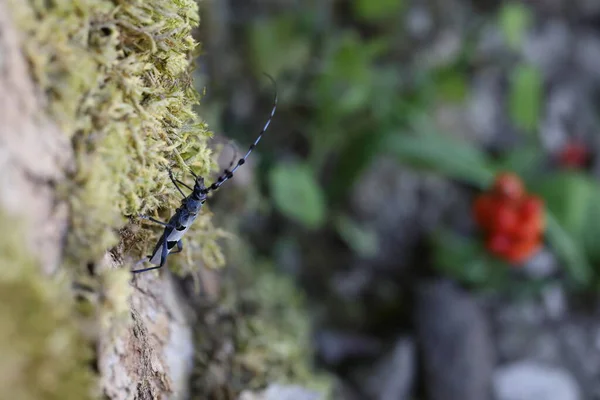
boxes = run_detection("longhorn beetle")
[132,75,277,274]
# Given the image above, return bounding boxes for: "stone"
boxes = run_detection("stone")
[315,330,382,366]
[360,338,415,400]
[541,284,567,320]
[493,361,580,400]
[239,384,322,400]
[523,249,559,279]
[415,280,494,400]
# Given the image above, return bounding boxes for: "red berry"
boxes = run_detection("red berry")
[559,142,589,169]
[493,172,525,202]
[504,238,542,265]
[511,195,545,239]
[510,216,542,241]
[479,172,545,266]
[519,195,543,219]
[490,203,519,233]
[486,233,512,256]
[473,194,495,229]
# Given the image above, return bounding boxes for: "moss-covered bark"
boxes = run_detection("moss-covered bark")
[0,212,95,400]
[1,0,216,398]
[6,0,222,270]
[0,1,330,399]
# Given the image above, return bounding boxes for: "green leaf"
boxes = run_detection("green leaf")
[431,230,510,288]
[498,2,533,50]
[545,212,592,287]
[384,119,494,187]
[493,145,544,180]
[328,130,388,204]
[250,16,311,77]
[533,172,596,240]
[334,214,379,258]
[353,0,405,21]
[434,67,468,103]
[269,162,326,229]
[315,34,388,116]
[532,172,598,285]
[508,64,543,133]
[581,199,600,265]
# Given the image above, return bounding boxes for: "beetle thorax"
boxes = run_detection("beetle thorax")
[184,198,202,213]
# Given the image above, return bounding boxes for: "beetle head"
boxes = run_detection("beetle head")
[192,176,208,201]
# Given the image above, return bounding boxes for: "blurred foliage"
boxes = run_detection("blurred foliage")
[203,0,600,293]
[508,64,543,134]
[232,261,333,395]
[432,229,511,290]
[499,2,542,135]
[498,2,533,50]
[250,15,313,80]
[533,173,600,283]
[190,236,333,398]
[352,0,406,22]
[269,162,326,229]
[384,123,593,288]
[384,117,495,185]
[334,214,379,258]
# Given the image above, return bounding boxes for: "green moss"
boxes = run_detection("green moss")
[7,0,222,270]
[0,213,95,400]
[191,240,332,397]
[98,268,133,331]
[231,262,332,395]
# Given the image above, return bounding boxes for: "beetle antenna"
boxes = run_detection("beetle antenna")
[206,73,277,193]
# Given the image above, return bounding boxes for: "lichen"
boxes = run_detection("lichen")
[0,213,95,400]
[6,0,224,271]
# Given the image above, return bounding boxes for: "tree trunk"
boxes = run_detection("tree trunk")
[0,1,197,398]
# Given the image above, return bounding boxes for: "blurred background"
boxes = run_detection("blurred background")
[192,0,600,399]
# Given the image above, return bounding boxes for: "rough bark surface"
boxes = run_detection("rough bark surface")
[97,254,195,400]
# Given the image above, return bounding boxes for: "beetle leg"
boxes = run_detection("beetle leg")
[139,214,174,228]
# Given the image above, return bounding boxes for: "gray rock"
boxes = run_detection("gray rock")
[351,161,463,272]
[493,361,581,400]
[262,385,322,400]
[315,330,382,366]
[239,384,323,400]
[331,267,372,300]
[523,249,559,279]
[575,31,600,83]
[558,321,600,393]
[361,338,415,400]
[531,0,600,15]
[492,298,556,363]
[417,30,462,69]
[523,20,572,79]
[577,0,600,15]
[415,280,494,400]
[467,71,503,145]
[538,79,596,155]
[406,5,433,39]
[475,25,505,60]
[541,284,567,320]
